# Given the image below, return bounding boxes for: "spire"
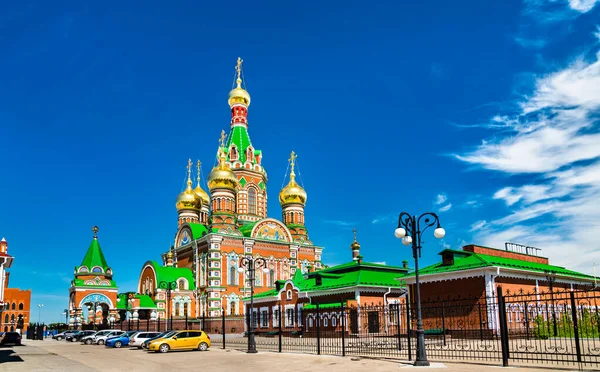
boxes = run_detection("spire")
[289,150,297,181]
[79,226,110,272]
[196,160,202,187]
[235,57,243,88]
[351,228,361,261]
[187,158,193,188]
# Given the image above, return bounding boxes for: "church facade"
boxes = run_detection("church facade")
[137,58,322,318]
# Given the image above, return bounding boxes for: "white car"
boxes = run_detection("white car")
[93,330,125,345]
[129,331,161,348]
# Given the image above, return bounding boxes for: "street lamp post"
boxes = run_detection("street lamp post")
[88,301,99,331]
[238,256,269,354]
[62,309,68,326]
[544,270,558,336]
[118,292,136,330]
[158,281,178,330]
[38,304,44,323]
[395,212,446,367]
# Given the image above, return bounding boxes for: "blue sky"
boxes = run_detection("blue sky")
[1,0,599,323]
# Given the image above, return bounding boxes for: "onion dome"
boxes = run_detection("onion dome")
[176,160,202,211]
[194,160,210,206]
[279,151,307,206]
[208,145,238,191]
[228,57,251,107]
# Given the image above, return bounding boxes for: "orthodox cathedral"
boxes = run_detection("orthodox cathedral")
[138,58,322,319]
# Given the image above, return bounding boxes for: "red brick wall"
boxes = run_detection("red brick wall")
[2,288,31,333]
[463,245,549,265]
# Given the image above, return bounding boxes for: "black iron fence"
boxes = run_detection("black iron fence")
[213,287,600,369]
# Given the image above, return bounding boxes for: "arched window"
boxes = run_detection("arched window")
[3,326,6,332]
[248,188,257,215]
[230,266,237,286]
[18,303,23,310]
[184,303,189,316]
[178,280,186,290]
[10,314,15,322]
[3,314,7,323]
[11,303,15,310]
[175,302,180,317]
[269,269,275,287]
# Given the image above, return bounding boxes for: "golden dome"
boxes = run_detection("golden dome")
[228,57,251,107]
[279,151,307,206]
[176,160,202,211]
[207,148,238,191]
[194,160,210,206]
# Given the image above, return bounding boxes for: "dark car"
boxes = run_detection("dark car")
[66,330,95,342]
[0,332,22,346]
[52,330,77,341]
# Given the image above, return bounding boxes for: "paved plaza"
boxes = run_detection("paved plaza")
[0,340,585,372]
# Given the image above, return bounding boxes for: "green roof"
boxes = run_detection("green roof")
[72,278,118,288]
[79,237,110,271]
[239,222,257,237]
[189,223,208,239]
[249,261,408,300]
[225,125,260,164]
[117,294,157,309]
[150,261,196,288]
[412,249,595,280]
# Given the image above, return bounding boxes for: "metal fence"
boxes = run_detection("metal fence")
[217,287,600,369]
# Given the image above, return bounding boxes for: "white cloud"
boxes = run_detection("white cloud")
[470,220,487,232]
[594,25,600,41]
[435,194,448,205]
[568,0,599,12]
[439,203,453,213]
[371,213,396,224]
[456,47,600,274]
[323,220,356,227]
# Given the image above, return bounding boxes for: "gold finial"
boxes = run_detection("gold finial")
[219,130,227,148]
[235,57,243,88]
[196,160,202,185]
[288,151,297,179]
[92,226,99,239]
[187,158,193,186]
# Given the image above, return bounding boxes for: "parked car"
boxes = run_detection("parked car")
[52,330,77,341]
[142,331,175,350]
[0,331,22,346]
[66,330,95,342]
[147,330,211,353]
[130,331,162,349]
[81,331,106,345]
[94,330,125,345]
[105,331,138,348]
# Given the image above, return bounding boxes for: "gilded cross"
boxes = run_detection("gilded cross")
[196,160,202,183]
[92,225,99,238]
[219,130,227,148]
[235,57,243,81]
[288,150,297,172]
[187,158,193,180]
[353,228,357,242]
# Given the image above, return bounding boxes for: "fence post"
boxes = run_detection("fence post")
[497,286,509,367]
[146,317,149,331]
[278,304,283,353]
[478,303,484,342]
[406,299,412,361]
[342,303,346,356]
[222,308,226,349]
[316,304,321,355]
[137,317,140,331]
[157,315,160,332]
[569,291,582,364]
[441,300,446,346]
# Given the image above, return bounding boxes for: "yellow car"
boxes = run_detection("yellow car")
[148,330,211,353]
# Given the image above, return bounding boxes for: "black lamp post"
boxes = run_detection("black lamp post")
[395,212,446,367]
[544,270,558,336]
[62,309,68,327]
[118,292,136,330]
[158,281,178,330]
[238,256,269,354]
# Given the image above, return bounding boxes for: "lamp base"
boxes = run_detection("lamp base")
[413,360,430,367]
